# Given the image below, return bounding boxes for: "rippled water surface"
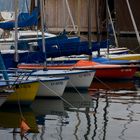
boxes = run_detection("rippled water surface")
[0,78,140,140]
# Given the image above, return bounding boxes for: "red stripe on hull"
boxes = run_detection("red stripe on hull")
[94,68,137,79]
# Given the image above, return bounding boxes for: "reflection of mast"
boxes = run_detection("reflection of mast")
[102,94,109,140]
[13,128,17,140]
[92,93,99,139]
[84,107,91,140]
[97,92,109,140]
[119,96,135,140]
[74,112,81,140]
[57,116,64,140]
[40,125,45,140]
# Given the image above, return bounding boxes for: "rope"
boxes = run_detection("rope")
[67,79,85,100]
[38,79,76,108]
[9,70,34,121]
[94,76,112,90]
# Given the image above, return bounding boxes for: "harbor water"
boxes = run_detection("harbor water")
[0,78,140,140]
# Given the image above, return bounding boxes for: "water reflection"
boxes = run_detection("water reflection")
[0,79,140,140]
[0,105,38,140]
[92,92,99,140]
[31,99,67,117]
[90,79,139,140]
[62,91,93,140]
[118,86,138,140]
[89,79,136,94]
[31,98,67,140]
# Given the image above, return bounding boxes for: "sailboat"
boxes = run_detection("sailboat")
[3,0,70,99]
[0,0,41,105]
[0,0,79,51]
[17,0,95,90]
[19,0,137,80]
[0,51,39,106]
[0,43,39,107]
[17,0,140,81]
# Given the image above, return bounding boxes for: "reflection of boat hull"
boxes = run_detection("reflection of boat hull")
[62,91,92,108]
[89,80,137,96]
[37,77,68,97]
[0,107,38,132]
[89,80,136,91]
[31,99,67,116]
[0,91,13,107]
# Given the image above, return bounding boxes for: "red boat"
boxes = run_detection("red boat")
[18,60,139,79]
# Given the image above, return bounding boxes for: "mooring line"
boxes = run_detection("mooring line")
[95,76,112,90]
[67,79,85,100]
[38,79,76,108]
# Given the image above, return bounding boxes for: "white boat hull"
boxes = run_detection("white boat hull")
[92,47,129,57]
[5,75,68,98]
[32,69,95,89]
[66,71,95,88]
[37,77,68,97]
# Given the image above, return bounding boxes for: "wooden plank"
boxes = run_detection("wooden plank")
[45,0,97,33]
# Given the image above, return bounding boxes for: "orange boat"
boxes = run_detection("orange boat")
[18,60,139,79]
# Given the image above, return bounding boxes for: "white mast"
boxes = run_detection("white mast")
[88,0,92,60]
[14,0,19,64]
[40,0,47,66]
[126,0,140,46]
[65,0,77,33]
[77,0,81,36]
[106,0,119,48]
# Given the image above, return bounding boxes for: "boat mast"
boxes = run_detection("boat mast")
[106,0,110,56]
[77,0,81,36]
[40,0,47,67]
[14,0,19,66]
[106,0,119,48]
[95,0,101,56]
[88,0,92,61]
[65,0,77,33]
[0,52,9,85]
[126,0,140,46]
